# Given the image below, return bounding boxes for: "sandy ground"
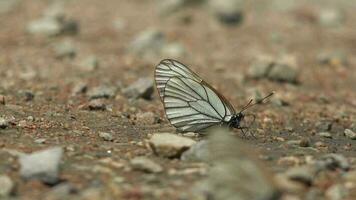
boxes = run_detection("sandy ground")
[0,0,355,199]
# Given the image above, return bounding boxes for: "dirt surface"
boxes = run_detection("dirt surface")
[0,0,355,199]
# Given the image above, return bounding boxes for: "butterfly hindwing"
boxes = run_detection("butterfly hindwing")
[163,77,233,132]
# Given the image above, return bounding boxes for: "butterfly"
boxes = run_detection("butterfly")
[154,59,273,133]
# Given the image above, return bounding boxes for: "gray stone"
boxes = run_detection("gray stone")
[88,85,115,99]
[181,140,210,162]
[319,8,344,27]
[19,147,63,184]
[325,184,348,200]
[135,112,157,125]
[122,78,154,100]
[149,133,196,158]
[27,17,62,36]
[20,90,35,101]
[0,175,14,197]
[53,41,76,59]
[299,138,311,147]
[79,56,99,71]
[284,166,315,186]
[99,132,113,141]
[45,182,76,199]
[0,117,8,129]
[207,128,278,200]
[317,50,347,66]
[318,132,332,139]
[34,138,46,144]
[315,153,349,171]
[247,60,273,78]
[43,3,65,21]
[161,42,186,58]
[71,81,88,96]
[267,63,298,83]
[88,99,106,111]
[155,0,186,16]
[130,157,163,173]
[209,0,244,25]
[315,120,332,132]
[344,129,356,140]
[128,28,164,56]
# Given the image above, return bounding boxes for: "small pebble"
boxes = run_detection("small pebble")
[79,56,99,71]
[53,40,76,59]
[130,157,163,173]
[34,138,46,144]
[88,99,107,111]
[0,117,8,129]
[318,132,332,138]
[99,132,113,141]
[0,95,5,105]
[344,129,356,140]
[299,138,311,147]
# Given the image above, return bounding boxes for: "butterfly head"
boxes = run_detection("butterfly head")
[229,112,244,129]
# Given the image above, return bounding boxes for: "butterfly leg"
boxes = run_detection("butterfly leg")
[238,126,257,139]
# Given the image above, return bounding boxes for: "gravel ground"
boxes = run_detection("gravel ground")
[0,0,355,199]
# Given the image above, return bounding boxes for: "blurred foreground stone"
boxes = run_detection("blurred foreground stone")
[204,128,280,200]
[149,133,196,158]
[19,147,63,185]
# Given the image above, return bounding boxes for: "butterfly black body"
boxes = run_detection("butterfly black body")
[226,113,244,129]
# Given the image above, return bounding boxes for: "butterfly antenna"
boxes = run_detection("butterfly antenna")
[240,91,275,112]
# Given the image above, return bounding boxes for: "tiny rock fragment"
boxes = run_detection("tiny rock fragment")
[149,133,196,158]
[88,99,107,111]
[99,132,113,141]
[71,81,88,96]
[0,95,5,105]
[135,112,157,125]
[0,117,9,129]
[53,40,76,59]
[344,129,356,140]
[318,132,332,138]
[130,157,163,173]
[79,56,99,71]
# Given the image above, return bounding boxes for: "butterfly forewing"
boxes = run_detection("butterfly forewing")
[155,59,201,101]
[155,59,236,132]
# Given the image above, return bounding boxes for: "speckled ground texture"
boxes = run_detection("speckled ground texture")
[0,0,355,200]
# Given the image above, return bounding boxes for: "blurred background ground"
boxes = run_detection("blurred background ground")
[0,0,355,199]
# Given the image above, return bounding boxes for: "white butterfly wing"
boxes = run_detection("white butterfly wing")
[163,77,234,132]
[155,59,201,101]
